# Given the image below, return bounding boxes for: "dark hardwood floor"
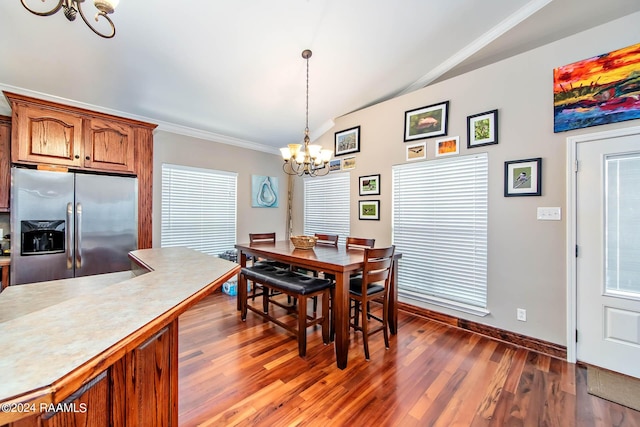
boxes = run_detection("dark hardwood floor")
[178,291,640,427]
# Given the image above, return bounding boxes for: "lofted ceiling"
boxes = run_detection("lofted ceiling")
[1,0,639,154]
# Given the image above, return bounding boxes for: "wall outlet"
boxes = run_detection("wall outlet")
[517,308,527,322]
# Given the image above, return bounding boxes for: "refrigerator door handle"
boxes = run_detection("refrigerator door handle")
[66,202,73,270]
[76,202,83,269]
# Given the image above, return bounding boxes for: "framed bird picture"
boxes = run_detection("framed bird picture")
[504,158,542,197]
[406,142,426,161]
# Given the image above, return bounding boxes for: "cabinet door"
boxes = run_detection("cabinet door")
[13,104,83,167]
[85,118,135,173]
[40,371,111,427]
[126,323,177,426]
[0,116,10,212]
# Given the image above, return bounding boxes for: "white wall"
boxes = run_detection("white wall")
[152,131,288,248]
[292,11,640,346]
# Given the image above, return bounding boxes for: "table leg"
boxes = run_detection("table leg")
[334,271,350,369]
[388,259,398,335]
[0,266,7,291]
[237,251,247,312]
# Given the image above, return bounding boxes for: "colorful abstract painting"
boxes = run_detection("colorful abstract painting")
[553,42,640,133]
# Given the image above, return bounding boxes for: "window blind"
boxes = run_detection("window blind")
[392,153,488,311]
[161,163,237,256]
[304,172,350,244]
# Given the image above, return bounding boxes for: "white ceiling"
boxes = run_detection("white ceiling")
[1,0,639,154]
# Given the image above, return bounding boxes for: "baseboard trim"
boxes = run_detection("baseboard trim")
[398,302,567,360]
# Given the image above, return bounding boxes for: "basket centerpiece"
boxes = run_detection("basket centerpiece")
[290,235,318,250]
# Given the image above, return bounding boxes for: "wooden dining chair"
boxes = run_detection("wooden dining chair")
[314,233,339,247]
[248,232,289,301]
[346,236,375,250]
[349,245,395,360]
[303,233,339,313]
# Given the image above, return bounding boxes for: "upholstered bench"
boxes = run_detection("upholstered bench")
[240,264,332,357]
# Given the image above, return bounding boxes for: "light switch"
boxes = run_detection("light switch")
[537,207,561,221]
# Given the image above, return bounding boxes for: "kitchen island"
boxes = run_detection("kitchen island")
[0,247,240,426]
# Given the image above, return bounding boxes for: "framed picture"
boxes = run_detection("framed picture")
[406,142,426,161]
[404,101,449,142]
[359,200,380,220]
[467,109,498,148]
[504,158,542,197]
[435,136,459,157]
[554,42,640,132]
[342,156,356,170]
[251,175,279,207]
[334,126,361,156]
[359,174,380,196]
[329,159,341,172]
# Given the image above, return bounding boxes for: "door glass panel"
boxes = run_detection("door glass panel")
[605,152,640,297]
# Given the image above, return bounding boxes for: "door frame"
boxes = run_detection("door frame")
[566,124,640,364]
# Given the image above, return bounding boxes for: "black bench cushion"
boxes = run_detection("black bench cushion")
[241,265,332,295]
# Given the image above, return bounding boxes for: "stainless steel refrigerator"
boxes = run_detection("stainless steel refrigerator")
[10,167,138,285]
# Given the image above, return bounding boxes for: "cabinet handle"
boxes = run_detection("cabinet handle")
[85,156,90,160]
[75,155,80,159]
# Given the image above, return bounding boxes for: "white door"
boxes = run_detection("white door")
[576,131,640,378]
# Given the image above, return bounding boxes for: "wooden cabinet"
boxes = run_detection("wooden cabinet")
[84,117,135,173]
[40,371,112,427]
[0,115,10,212]
[3,91,156,249]
[5,321,178,427]
[11,103,84,168]
[8,97,136,174]
[124,325,177,426]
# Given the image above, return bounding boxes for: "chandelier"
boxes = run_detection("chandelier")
[281,49,332,177]
[21,0,120,38]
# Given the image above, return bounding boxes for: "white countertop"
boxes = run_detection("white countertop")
[0,247,239,404]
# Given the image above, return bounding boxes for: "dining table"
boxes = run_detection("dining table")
[235,240,401,369]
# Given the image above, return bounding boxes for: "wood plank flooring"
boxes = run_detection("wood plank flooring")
[178,291,640,427]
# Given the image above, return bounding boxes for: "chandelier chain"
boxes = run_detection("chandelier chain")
[305,52,309,134]
[280,49,332,177]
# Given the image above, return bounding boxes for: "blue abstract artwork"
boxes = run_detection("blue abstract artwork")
[251,175,279,208]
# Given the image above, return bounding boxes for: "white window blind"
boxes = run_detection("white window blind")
[161,163,237,256]
[392,153,488,312]
[304,173,350,244]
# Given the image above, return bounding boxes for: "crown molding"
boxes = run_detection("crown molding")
[0,83,281,155]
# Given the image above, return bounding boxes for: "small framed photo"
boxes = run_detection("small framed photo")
[504,158,542,197]
[334,126,360,156]
[435,136,459,157]
[404,101,449,142]
[342,156,356,170]
[359,200,380,220]
[406,142,426,161]
[359,174,380,196]
[467,109,498,148]
[329,159,341,172]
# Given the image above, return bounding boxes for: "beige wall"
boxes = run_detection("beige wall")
[152,131,288,248]
[293,11,640,346]
[152,11,639,347]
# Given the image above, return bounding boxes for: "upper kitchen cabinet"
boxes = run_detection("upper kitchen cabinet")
[0,115,10,212]
[4,91,157,249]
[11,102,85,168]
[84,117,135,173]
[4,92,149,175]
